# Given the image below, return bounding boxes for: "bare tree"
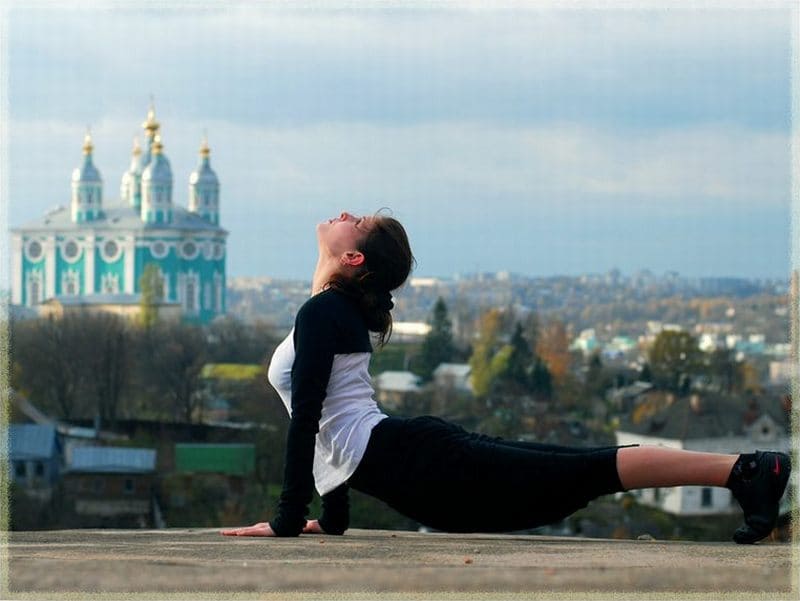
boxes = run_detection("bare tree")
[11,315,87,419]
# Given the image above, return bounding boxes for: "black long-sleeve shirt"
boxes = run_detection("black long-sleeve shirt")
[269,288,377,536]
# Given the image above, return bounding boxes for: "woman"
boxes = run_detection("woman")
[222,211,791,543]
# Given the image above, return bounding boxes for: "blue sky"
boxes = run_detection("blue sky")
[3,1,794,280]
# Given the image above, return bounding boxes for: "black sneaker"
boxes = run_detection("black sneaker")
[727,450,791,544]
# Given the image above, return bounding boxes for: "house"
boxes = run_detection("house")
[605,380,653,413]
[166,443,256,525]
[615,393,792,516]
[374,371,421,410]
[7,424,62,502]
[62,446,157,527]
[433,363,472,393]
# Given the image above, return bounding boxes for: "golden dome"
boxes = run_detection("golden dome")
[132,137,142,156]
[199,135,210,158]
[82,130,94,155]
[142,102,160,137]
[152,133,164,155]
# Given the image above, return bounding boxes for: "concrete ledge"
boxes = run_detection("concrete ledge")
[5,528,796,599]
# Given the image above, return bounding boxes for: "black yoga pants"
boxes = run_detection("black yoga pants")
[347,415,638,533]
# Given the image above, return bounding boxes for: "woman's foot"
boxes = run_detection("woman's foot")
[726,450,791,544]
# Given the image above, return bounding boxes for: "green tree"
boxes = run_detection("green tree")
[648,330,702,392]
[416,297,456,381]
[640,362,653,383]
[468,309,513,398]
[506,322,533,390]
[138,263,164,330]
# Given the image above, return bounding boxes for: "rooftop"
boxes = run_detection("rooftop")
[7,528,794,598]
[13,200,227,234]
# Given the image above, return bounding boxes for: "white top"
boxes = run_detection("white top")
[267,329,388,495]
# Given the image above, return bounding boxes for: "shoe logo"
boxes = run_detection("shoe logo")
[773,457,780,476]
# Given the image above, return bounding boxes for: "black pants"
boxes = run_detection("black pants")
[348,416,638,533]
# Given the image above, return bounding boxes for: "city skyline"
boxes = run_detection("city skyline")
[2,1,794,283]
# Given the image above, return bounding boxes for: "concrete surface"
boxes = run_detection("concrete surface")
[4,528,796,599]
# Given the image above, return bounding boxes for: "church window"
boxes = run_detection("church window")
[185,278,196,312]
[213,243,225,260]
[157,270,169,301]
[63,239,80,261]
[151,240,168,259]
[27,272,43,305]
[204,283,211,310]
[101,273,120,294]
[62,271,79,296]
[102,240,120,262]
[181,240,198,260]
[213,274,222,312]
[26,240,43,261]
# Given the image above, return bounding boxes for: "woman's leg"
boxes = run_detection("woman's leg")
[616,446,738,489]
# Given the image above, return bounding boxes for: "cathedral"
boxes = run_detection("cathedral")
[10,105,227,324]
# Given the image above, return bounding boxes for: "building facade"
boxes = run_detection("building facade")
[11,105,227,324]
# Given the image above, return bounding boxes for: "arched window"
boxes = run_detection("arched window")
[27,271,43,305]
[185,278,196,312]
[101,273,120,294]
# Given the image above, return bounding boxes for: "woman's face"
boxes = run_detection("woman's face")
[317,211,375,259]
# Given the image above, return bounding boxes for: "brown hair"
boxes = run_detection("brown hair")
[325,212,415,346]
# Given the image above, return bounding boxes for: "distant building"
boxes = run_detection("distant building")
[62,446,157,527]
[7,424,62,502]
[169,444,256,513]
[374,371,421,410]
[570,329,599,355]
[37,293,182,321]
[768,359,794,385]
[10,103,227,324]
[392,321,432,342]
[615,393,792,516]
[433,363,472,393]
[605,381,653,413]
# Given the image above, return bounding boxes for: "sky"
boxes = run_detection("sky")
[2,1,795,280]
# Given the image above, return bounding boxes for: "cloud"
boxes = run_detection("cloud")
[8,5,791,129]
[6,3,791,278]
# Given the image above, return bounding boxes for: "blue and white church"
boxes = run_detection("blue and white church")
[11,105,227,324]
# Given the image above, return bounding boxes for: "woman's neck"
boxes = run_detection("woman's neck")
[311,255,339,296]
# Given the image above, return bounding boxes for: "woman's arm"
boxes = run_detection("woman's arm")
[318,483,350,535]
[270,299,337,537]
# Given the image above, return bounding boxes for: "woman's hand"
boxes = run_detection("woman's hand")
[220,522,276,537]
[302,519,326,534]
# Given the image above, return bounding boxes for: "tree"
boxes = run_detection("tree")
[207,316,278,364]
[11,315,87,419]
[703,348,744,394]
[468,309,513,398]
[138,263,164,330]
[506,322,534,390]
[536,319,571,386]
[416,297,456,381]
[648,330,702,392]
[139,321,208,422]
[584,351,610,399]
[81,312,130,425]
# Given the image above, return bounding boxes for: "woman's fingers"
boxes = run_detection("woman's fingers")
[220,522,274,537]
[302,519,325,534]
